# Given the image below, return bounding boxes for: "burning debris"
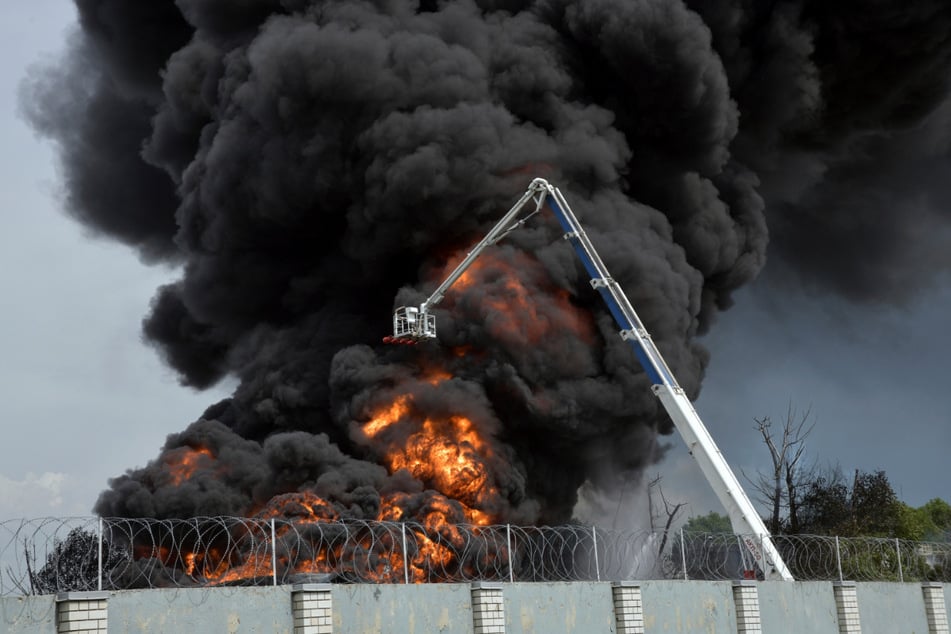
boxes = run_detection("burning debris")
[23,0,951,583]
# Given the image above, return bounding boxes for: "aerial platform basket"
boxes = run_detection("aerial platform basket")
[392,306,436,341]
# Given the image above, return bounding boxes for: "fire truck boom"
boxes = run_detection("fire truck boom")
[391,178,794,581]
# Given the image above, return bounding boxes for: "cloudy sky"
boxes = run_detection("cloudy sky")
[0,1,232,519]
[2,1,949,524]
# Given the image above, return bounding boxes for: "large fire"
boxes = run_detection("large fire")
[361,380,500,526]
[384,414,494,519]
[136,249,581,585]
[136,370,505,584]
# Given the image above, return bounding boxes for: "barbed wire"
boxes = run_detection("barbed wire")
[2,517,948,595]
[670,532,951,582]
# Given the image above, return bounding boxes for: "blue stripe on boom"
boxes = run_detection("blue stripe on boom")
[570,239,604,284]
[547,200,602,279]
[625,342,666,385]
[593,286,631,330]
[546,199,667,386]
[547,199,573,232]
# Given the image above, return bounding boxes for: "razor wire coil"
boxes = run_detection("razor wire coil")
[2,517,949,595]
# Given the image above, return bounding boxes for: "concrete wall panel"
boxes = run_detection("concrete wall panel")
[108,586,294,634]
[0,595,56,634]
[331,583,472,634]
[5,579,950,633]
[640,580,736,633]
[856,582,929,634]
[757,581,839,634]
[503,582,615,634]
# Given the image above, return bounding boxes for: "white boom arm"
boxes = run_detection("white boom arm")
[391,178,794,580]
[391,184,546,341]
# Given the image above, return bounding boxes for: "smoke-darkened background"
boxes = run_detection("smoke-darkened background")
[18,0,951,525]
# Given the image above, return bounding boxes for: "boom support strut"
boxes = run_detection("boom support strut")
[391,178,794,581]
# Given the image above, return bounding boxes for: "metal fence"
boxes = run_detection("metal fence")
[2,517,949,595]
[675,532,951,583]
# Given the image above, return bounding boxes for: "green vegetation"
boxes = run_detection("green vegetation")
[683,511,732,534]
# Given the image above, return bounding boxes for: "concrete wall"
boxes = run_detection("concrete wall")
[108,586,294,634]
[640,580,737,633]
[503,582,615,634]
[4,580,949,633]
[0,595,56,634]
[758,581,839,634]
[331,583,472,634]
[855,583,930,634]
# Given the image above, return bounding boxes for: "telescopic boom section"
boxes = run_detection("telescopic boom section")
[392,182,547,341]
[390,178,794,580]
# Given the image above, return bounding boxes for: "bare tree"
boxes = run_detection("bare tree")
[647,474,686,557]
[744,404,816,533]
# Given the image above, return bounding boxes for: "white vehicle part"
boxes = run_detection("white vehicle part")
[391,178,794,581]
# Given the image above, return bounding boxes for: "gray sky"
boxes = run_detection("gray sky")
[0,1,231,519]
[688,280,951,513]
[1,1,948,523]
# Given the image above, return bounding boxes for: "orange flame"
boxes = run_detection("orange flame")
[164,446,214,486]
[386,415,495,511]
[167,478,497,585]
[423,369,453,385]
[208,553,273,585]
[361,387,499,527]
[256,491,340,523]
[363,395,411,439]
[439,248,595,346]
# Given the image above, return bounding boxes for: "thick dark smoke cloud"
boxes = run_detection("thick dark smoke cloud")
[23,0,951,524]
[688,0,951,301]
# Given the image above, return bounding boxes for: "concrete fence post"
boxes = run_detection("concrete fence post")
[611,581,644,634]
[471,581,505,634]
[833,581,861,634]
[55,591,108,634]
[292,583,333,634]
[732,581,762,634]
[922,582,949,634]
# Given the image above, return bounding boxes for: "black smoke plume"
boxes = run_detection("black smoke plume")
[23,0,951,525]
